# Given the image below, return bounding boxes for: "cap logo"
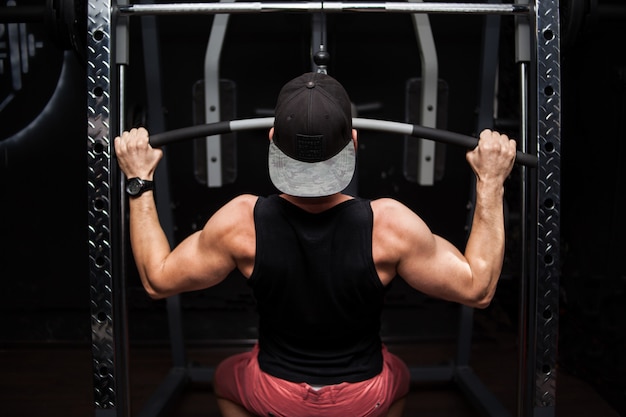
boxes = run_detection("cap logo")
[295,134,324,162]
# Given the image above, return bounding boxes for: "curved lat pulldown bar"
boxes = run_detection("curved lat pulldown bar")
[148,117,538,167]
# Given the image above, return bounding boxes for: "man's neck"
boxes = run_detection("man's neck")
[280,193,353,213]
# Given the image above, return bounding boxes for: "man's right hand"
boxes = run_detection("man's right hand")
[466,129,517,185]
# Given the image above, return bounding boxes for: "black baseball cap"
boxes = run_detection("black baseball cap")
[269,72,355,197]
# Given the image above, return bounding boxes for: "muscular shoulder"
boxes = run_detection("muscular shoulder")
[200,194,258,276]
[224,194,259,214]
[202,194,257,237]
[370,198,433,283]
[370,197,404,212]
[370,197,434,255]
[370,197,418,227]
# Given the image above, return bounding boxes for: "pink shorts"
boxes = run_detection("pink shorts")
[214,344,410,417]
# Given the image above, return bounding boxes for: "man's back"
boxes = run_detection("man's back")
[249,194,385,385]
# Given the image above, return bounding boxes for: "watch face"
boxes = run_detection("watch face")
[127,179,143,195]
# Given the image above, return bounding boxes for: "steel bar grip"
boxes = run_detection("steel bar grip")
[148,117,538,167]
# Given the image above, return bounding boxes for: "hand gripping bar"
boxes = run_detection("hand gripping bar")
[148,117,538,167]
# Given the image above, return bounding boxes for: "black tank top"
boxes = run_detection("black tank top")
[248,194,386,385]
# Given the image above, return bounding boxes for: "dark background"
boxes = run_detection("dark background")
[1,1,624,415]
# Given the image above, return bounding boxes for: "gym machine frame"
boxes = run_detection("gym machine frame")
[86,1,561,416]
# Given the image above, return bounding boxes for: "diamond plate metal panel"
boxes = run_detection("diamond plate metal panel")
[534,0,561,412]
[87,0,116,410]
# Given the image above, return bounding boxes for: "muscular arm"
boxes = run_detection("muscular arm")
[373,129,516,308]
[115,128,256,299]
[127,193,256,299]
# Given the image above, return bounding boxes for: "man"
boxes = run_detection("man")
[114,72,516,417]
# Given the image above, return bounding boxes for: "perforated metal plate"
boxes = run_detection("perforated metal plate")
[87,0,117,411]
[533,0,561,412]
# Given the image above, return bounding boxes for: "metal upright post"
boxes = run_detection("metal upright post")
[528,0,562,416]
[87,0,131,414]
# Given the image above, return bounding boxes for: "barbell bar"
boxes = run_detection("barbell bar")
[148,117,538,167]
[117,2,531,16]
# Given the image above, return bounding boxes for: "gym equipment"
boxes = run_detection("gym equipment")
[118,2,531,15]
[0,0,86,139]
[86,1,561,416]
[148,117,539,167]
[0,0,86,56]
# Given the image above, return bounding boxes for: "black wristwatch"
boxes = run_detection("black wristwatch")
[126,177,154,198]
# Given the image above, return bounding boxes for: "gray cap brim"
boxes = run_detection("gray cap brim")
[268,139,356,197]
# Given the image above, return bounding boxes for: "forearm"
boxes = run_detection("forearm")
[463,179,506,307]
[128,191,172,298]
